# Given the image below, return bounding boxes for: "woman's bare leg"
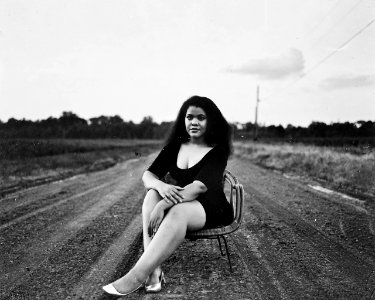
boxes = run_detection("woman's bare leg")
[142,189,163,284]
[111,201,206,293]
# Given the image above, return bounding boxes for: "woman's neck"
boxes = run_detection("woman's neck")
[187,137,207,146]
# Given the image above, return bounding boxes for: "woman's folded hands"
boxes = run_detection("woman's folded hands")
[157,182,184,204]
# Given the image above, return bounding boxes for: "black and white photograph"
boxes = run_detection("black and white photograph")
[0,1,374,299]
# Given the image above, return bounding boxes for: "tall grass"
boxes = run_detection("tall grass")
[0,138,160,159]
[0,139,162,194]
[234,141,375,198]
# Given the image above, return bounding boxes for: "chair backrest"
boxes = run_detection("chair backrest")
[223,170,244,226]
[185,169,244,239]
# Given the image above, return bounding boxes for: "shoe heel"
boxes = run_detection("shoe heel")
[145,271,165,293]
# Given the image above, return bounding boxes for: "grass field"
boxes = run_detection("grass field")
[0,139,161,195]
[234,141,375,199]
[1,138,373,199]
[0,138,163,159]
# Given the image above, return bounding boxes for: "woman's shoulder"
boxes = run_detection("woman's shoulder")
[207,143,229,160]
[161,140,181,152]
[213,143,227,152]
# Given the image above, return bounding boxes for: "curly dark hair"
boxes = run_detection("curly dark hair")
[165,95,232,156]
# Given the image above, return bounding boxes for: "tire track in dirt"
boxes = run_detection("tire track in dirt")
[230,157,375,261]
[0,181,112,230]
[0,168,111,206]
[0,157,148,300]
[0,158,143,224]
[0,158,146,251]
[131,237,262,300]
[2,152,374,299]
[68,215,143,300]
[231,230,289,300]
[240,192,369,299]
[0,177,128,278]
[231,232,284,300]
[228,157,375,299]
[248,185,374,269]
[303,184,375,261]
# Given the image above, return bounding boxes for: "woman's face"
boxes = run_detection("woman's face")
[185,106,208,142]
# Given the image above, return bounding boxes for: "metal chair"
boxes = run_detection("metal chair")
[186,170,244,272]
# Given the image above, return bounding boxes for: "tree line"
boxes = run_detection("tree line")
[0,111,374,145]
[0,112,171,139]
[233,120,375,147]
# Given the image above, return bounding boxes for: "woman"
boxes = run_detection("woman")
[103,95,233,296]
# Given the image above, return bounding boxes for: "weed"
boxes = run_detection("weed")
[234,141,375,198]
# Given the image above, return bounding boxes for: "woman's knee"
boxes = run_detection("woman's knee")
[166,204,186,220]
[142,189,161,212]
[165,202,206,230]
[166,203,201,223]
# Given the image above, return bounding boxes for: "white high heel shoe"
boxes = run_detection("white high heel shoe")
[102,272,144,296]
[102,282,143,296]
[145,271,166,293]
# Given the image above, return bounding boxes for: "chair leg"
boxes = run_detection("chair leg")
[221,235,233,273]
[217,236,225,256]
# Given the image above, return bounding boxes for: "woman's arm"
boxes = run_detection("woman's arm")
[153,180,207,210]
[142,170,184,204]
[143,171,206,205]
[147,180,207,235]
[180,181,207,201]
[146,179,207,236]
[142,170,166,192]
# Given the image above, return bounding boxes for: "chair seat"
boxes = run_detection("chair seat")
[186,220,240,239]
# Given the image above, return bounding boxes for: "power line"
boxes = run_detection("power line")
[304,0,341,37]
[262,17,375,101]
[306,0,365,54]
[303,16,375,77]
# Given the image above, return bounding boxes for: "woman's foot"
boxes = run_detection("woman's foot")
[145,269,165,293]
[105,269,145,295]
[145,269,162,286]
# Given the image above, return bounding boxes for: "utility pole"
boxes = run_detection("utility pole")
[254,85,260,141]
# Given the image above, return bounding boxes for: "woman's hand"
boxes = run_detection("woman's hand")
[148,204,165,237]
[157,182,184,204]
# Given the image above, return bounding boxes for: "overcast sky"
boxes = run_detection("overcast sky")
[0,0,374,126]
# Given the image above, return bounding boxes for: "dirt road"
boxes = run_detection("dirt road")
[0,153,374,299]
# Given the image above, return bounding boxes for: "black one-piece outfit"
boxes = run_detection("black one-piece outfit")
[147,141,234,229]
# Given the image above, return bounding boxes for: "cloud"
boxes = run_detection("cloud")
[320,74,375,90]
[225,48,305,79]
